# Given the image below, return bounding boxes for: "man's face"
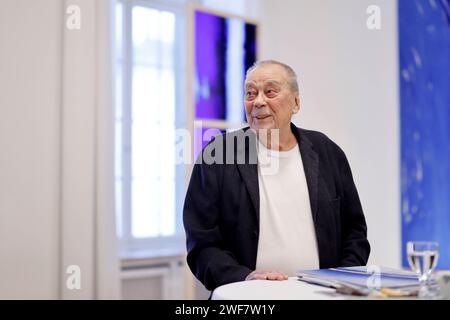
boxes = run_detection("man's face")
[244,64,300,132]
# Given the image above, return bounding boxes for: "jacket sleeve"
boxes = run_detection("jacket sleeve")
[336,146,371,267]
[183,154,252,291]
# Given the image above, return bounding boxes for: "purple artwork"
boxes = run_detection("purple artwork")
[194,10,257,122]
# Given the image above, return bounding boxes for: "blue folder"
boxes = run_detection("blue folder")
[297,266,420,289]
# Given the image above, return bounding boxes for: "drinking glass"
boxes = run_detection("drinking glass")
[407,241,439,299]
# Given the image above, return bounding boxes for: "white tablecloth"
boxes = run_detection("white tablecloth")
[212,277,347,300]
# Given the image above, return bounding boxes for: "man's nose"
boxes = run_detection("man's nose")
[253,92,266,108]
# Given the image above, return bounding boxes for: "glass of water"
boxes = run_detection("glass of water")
[407,241,439,299]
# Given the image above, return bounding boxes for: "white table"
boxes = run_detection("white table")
[212,277,347,300]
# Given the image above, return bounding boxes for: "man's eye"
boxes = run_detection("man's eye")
[246,91,256,98]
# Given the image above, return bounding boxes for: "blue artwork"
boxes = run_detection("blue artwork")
[400,0,450,269]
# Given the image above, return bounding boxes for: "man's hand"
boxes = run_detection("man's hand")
[245,270,288,281]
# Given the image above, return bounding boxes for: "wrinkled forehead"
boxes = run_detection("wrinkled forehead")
[244,64,289,87]
[244,79,284,89]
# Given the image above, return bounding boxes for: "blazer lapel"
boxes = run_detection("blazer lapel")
[235,125,319,226]
[236,129,260,224]
[293,125,320,225]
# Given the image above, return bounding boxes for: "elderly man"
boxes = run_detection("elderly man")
[183,60,370,291]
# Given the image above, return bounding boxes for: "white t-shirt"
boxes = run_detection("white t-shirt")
[255,140,320,276]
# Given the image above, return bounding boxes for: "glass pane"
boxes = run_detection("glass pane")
[132,178,158,238]
[115,64,123,119]
[159,125,175,180]
[115,2,123,61]
[161,42,174,69]
[115,120,122,177]
[115,179,123,238]
[160,12,175,68]
[133,6,159,42]
[132,66,160,122]
[130,6,177,239]
[160,11,175,43]
[132,123,159,179]
[132,6,160,66]
[159,177,175,236]
[159,69,175,125]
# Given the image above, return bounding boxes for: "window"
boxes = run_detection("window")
[114,0,254,257]
[114,0,186,255]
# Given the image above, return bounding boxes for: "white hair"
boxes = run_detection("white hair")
[245,60,299,94]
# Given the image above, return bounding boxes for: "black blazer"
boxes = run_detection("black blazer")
[183,123,370,291]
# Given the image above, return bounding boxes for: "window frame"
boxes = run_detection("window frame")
[115,0,188,256]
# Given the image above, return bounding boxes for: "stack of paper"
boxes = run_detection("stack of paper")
[297,266,421,294]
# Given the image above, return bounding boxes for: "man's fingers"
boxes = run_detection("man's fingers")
[265,271,288,280]
[267,273,281,280]
[246,271,270,280]
[246,270,288,281]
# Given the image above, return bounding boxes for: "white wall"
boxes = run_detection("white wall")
[0,0,120,299]
[256,0,400,268]
[0,0,62,299]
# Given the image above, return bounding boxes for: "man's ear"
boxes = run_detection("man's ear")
[293,95,300,114]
